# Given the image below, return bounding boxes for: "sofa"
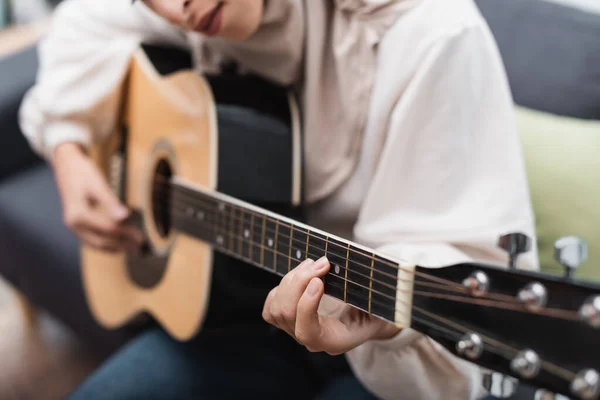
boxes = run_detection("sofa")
[0,0,598,398]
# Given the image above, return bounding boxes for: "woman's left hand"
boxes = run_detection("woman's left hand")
[262,256,401,355]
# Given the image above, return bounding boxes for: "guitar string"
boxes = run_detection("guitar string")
[160,181,467,288]
[159,199,581,321]
[393,310,576,383]
[413,306,576,381]
[164,191,521,303]
[160,200,479,295]
[159,183,519,302]
[161,195,584,320]
[158,183,496,293]
[169,185,571,309]
[155,194,584,320]
[156,185,442,286]
[164,202,532,310]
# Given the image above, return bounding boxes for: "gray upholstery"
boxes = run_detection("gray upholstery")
[476,0,600,119]
[0,165,141,351]
[0,45,42,181]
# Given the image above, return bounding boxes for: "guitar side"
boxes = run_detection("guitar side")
[81,48,218,341]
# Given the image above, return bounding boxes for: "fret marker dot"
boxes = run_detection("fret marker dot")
[296,250,302,260]
[267,238,273,247]
[218,203,225,212]
[186,207,194,216]
[196,211,204,220]
[244,229,250,239]
[216,235,224,245]
[335,264,341,275]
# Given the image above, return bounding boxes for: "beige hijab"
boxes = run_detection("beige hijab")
[300,0,419,203]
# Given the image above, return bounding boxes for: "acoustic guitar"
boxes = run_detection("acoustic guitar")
[81,45,599,400]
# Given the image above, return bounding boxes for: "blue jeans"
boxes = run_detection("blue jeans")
[67,325,375,400]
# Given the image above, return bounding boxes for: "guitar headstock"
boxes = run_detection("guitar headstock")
[411,234,599,399]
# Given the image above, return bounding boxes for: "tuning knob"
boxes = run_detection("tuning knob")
[554,236,588,278]
[571,369,600,400]
[518,282,548,311]
[498,233,532,269]
[462,271,490,297]
[456,332,484,360]
[579,296,600,329]
[510,349,541,379]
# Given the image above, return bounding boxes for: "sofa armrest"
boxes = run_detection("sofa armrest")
[0,44,43,182]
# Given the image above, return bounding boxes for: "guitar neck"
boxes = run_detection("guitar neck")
[169,178,414,328]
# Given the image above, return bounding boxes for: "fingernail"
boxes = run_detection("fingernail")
[313,256,329,270]
[307,278,321,296]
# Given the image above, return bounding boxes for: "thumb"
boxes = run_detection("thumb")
[89,177,129,221]
[295,277,326,350]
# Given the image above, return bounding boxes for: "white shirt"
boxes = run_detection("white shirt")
[18,0,539,399]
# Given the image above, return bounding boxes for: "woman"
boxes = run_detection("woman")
[19,0,538,399]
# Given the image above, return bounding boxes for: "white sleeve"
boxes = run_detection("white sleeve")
[345,24,539,400]
[18,0,190,160]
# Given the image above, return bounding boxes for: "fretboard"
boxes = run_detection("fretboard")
[170,178,413,326]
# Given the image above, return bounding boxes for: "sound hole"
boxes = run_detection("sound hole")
[152,159,173,238]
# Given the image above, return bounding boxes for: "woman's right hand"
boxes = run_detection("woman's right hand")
[52,142,144,253]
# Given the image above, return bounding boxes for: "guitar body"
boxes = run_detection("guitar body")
[82,45,302,341]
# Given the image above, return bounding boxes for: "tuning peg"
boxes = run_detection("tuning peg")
[498,233,532,269]
[510,349,541,379]
[571,369,600,400]
[554,236,588,278]
[456,332,483,360]
[579,296,600,329]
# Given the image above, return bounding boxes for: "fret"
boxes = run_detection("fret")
[305,230,310,261]
[344,244,350,303]
[276,222,292,275]
[370,256,398,322]
[323,237,348,272]
[238,208,244,257]
[306,231,328,263]
[288,225,294,273]
[274,220,280,273]
[250,213,263,266]
[264,218,277,272]
[228,204,236,252]
[218,201,227,247]
[344,245,372,312]
[323,237,349,302]
[260,215,267,266]
[369,255,375,314]
[249,214,254,260]
[240,209,252,261]
[290,227,309,266]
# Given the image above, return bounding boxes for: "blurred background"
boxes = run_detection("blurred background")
[0,0,599,399]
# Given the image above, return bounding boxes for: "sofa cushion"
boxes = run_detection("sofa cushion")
[0,45,42,181]
[0,164,140,351]
[516,106,600,280]
[476,0,600,119]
